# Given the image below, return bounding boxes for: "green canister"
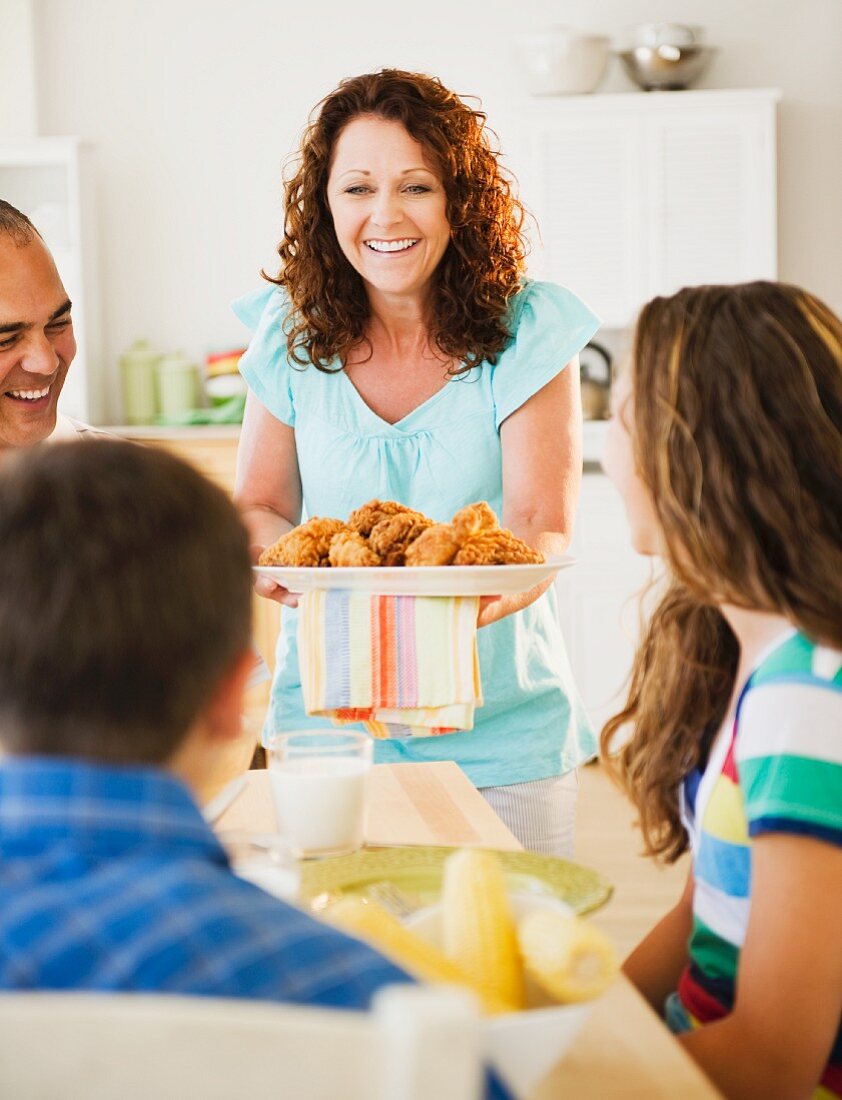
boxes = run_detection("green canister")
[156,351,199,419]
[119,339,159,425]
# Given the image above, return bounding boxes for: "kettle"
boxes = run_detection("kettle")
[579,341,612,420]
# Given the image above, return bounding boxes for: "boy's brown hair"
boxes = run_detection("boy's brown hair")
[0,439,253,762]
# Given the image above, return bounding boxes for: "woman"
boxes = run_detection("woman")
[234,70,600,855]
[601,282,842,1098]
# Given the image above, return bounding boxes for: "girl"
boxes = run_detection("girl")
[601,282,842,1099]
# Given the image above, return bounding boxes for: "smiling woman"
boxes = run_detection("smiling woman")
[327,117,451,306]
[233,70,601,856]
[0,201,76,452]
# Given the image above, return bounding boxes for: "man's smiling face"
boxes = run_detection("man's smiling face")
[0,233,75,452]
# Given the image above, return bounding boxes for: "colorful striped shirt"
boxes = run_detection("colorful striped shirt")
[678,631,842,1097]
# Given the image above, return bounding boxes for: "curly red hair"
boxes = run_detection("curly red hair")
[265,69,528,375]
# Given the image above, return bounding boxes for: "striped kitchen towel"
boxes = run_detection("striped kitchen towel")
[298,590,483,738]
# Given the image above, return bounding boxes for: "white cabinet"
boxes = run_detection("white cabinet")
[557,467,655,732]
[507,89,779,327]
[0,137,103,423]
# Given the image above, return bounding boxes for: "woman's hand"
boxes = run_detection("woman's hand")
[254,575,299,607]
[250,545,300,607]
[476,577,554,628]
[477,595,503,628]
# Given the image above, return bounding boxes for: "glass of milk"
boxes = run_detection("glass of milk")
[267,730,373,858]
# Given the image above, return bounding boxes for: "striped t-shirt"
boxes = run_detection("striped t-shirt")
[679,631,842,1098]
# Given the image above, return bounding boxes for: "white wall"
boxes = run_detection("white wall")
[0,0,37,136]
[29,0,842,421]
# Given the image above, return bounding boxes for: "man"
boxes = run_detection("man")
[0,198,269,734]
[0,200,93,451]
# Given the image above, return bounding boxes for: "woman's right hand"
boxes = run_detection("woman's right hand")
[254,575,300,608]
[251,546,300,608]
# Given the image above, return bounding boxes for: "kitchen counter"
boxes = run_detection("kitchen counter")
[101,419,610,464]
[102,424,241,441]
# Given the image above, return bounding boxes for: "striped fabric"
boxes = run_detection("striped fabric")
[678,632,842,1098]
[479,772,578,858]
[298,590,482,738]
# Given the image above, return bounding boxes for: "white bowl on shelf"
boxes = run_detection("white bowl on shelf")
[406,894,595,1098]
[515,27,610,96]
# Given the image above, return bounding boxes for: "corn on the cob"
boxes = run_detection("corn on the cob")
[326,895,512,1014]
[440,849,524,1011]
[517,910,618,1004]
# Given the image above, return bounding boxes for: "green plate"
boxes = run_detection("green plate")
[300,845,612,916]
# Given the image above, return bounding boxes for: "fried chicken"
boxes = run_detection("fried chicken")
[258,517,346,567]
[257,499,541,569]
[328,530,381,567]
[452,501,498,542]
[404,523,461,566]
[347,499,427,538]
[369,512,435,566]
[453,528,544,566]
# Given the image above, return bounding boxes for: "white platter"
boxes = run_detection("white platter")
[253,553,574,597]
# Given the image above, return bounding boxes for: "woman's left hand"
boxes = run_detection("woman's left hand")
[476,576,555,628]
[477,595,503,628]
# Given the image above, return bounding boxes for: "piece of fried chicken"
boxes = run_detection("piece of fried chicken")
[258,517,346,567]
[404,523,462,566]
[328,530,381,567]
[369,512,435,566]
[451,501,499,542]
[454,528,544,566]
[347,499,428,538]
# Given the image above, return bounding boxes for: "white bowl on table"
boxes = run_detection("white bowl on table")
[406,894,594,1099]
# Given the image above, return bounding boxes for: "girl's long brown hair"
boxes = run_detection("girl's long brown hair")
[601,282,842,861]
[266,69,528,374]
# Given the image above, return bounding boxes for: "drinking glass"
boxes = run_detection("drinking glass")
[217,830,301,902]
[267,730,373,858]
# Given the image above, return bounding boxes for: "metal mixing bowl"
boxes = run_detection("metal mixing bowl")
[617,44,715,91]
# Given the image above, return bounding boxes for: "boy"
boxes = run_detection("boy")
[0,439,410,1006]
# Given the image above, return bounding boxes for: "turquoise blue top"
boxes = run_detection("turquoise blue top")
[234,280,600,787]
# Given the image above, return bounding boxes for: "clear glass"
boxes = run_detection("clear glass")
[218,830,301,902]
[267,730,373,858]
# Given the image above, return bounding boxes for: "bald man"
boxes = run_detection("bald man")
[0,199,104,451]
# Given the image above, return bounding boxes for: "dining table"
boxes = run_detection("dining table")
[216,760,720,1099]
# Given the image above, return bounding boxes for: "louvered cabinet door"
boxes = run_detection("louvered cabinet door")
[643,101,777,298]
[520,114,646,328]
[506,90,778,326]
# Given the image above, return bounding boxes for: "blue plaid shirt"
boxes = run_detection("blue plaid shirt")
[0,758,511,1099]
[0,757,417,1005]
